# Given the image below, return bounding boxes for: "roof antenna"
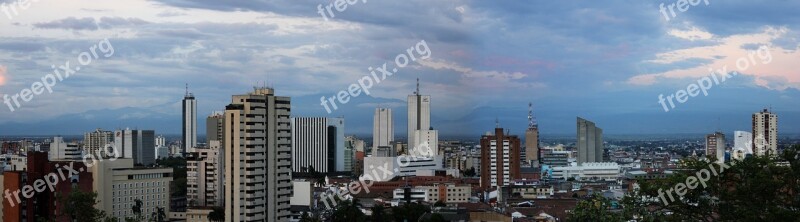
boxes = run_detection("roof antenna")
[185,83,189,96]
[495,117,500,128]
[416,78,420,95]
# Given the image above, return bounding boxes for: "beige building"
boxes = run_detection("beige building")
[752,109,778,156]
[185,207,214,222]
[510,186,554,199]
[525,102,540,166]
[224,87,292,222]
[90,158,173,220]
[420,184,472,203]
[187,140,224,207]
[84,128,114,156]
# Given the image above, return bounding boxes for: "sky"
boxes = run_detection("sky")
[0,0,798,136]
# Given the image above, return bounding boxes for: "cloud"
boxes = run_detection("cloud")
[628,26,800,90]
[0,65,6,86]
[33,17,149,31]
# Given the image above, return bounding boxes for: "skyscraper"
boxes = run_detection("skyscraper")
[480,127,521,189]
[752,109,778,156]
[224,87,292,222]
[183,84,197,153]
[84,128,113,157]
[407,79,431,147]
[114,128,156,166]
[373,107,394,153]
[291,117,345,173]
[206,111,224,143]
[577,117,603,164]
[525,102,540,165]
[705,132,725,162]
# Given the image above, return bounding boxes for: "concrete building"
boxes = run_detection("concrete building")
[577,117,603,164]
[345,136,365,173]
[733,131,753,160]
[84,128,113,157]
[480,127,522,189]
[752,109,778,156]
[412,129,438,157]
[525,103,540,166]
[89,158,173,221]
[114,129,156,166]
[407,79,431,148]
[540,150,570,167]
[223,87,292,222]
[49,136,82,160]
[183,85,197,153]
[392,184,472,204]
[187,141,224,207]
[373,108,394,153]
[551,162,620,181]
[290,117,345,173]
[362,156,443,181]
[185,207,214,222]
[206,111,225,143]
[705,132,725,162]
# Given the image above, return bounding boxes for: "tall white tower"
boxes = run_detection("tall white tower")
[373,108,394,153]
[407,78,431,148]
[752,108,778,156]
[182,84,197,153]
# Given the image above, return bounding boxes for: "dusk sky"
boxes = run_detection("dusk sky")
[0,0,798,136]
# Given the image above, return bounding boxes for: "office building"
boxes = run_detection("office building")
[407,79,431,148]
[525,102,540,165]
[49,136,82,160]
[206,111,224,143]
[290,117,345,173]
[480,127,522,189]
[551,162,620,181]
[752,109,778,156]
[577,117,603,164]
[84,128,113,157]
[183,85,197,153]
[90,158,173,220]
[412,129,438,156]
[732,131,753,160]
[362,155,443,181]
[114,129,156,166]
[705,132,725,162]
[224,87,292,222]
[187,141,224,207]
[540,150,570,167]
[373,108,394,153]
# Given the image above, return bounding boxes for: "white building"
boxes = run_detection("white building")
[114,129,156,166]
[49,136,82,160]
[291,117,345,173]
[187,141,224,207]
[752,109,778,156]
[552,162,620,181]
[411,129,438,157]
[407,79,431,148]
[183,86,197,153]
[373,108,394,153]
[362,155,443,181]
[224,87,292,222]
[89,158,173,221]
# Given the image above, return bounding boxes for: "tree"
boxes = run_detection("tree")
[57,189,117,222]
[433,200,446,208]
[207,206,225,222]
[391,203,429,222]
[370,204,386,221]
[330,199,366,222]
[567,193,622,222]
[463,167,476,177]
[150,207,167,222]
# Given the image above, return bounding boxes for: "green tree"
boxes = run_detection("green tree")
[207,206,225,222]
[463,167,476,177]
[57,189,117,222]
[391,203,429,222]
[370,204,386,221]
[330,199,366,222]
[567,193,622,222]
[149,207,167,222]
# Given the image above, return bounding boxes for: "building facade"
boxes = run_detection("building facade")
[705,132,725,162]
[206,111,224,143]
[89,158,172,221]
[290,117,345,173]
[183,86,197,153]
[480,128,522,189]
[49,137,82,160]
[114,129,156,166]
[752,109,778,156]
[577,117,603,164]
[407,79,431,148]
[224,88,292,222]
[525,103,540,166]
[373,108,394,153]
[84,128,113,157]
[187,141,224,207]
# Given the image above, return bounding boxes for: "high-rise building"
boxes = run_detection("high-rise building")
[412,129,438,156]
[114,129,156,166]
[187,141,224,207]
[84,128,113,157]
[206,111,224,143]
[480,127,521,189]
[705,132,725,162]
[407,79,431,148]
[224,87,292,222]
[752,109,778,156]
[577,117,603,164]
[290,117,345,173]
[183,84,197,153]
[90,158,173,220]
[373,108,394,153]
[732,131,753,160]
[525,103,540,166]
